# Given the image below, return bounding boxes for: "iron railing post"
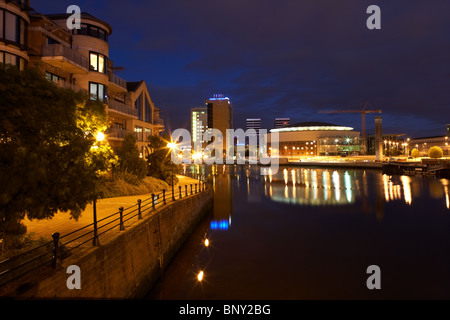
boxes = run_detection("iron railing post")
[52,232,60,268]
[185,185,188,197]
[162,190,166,205]
[93,199,99,246]
[119,207,125,231]
[152,194,156,210]
[179,186,182,199]
[137,199,142,219]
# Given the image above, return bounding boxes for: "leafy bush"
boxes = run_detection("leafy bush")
[411,148,420,158]
[428,146,443,159]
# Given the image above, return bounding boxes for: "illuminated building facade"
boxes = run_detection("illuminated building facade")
[409,124,450,156]
[191,106,208,151]
[267,122,360,157]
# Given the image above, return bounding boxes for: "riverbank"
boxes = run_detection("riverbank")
[0,176,212,298]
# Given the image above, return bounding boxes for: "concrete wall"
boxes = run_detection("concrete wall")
[1,190,212,299]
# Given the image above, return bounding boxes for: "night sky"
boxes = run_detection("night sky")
[31,0,450,138]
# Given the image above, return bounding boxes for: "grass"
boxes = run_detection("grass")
[101,172,170,199]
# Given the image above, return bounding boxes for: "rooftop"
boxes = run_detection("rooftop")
[271,121,354,133]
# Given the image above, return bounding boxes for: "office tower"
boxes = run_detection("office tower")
[274,118,290,128]
[206,94,233,153]
[246,118,261,134]
[191,106,208,150]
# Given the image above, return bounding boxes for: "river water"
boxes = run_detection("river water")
[148,165,450,299]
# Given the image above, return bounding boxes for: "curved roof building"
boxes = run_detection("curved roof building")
[268,121,360,156]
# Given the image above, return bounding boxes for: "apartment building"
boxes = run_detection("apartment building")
[2,0,165,159]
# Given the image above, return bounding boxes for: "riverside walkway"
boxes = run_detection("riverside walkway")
[23,175,200,241]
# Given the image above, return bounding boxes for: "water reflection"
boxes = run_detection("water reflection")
[150,165,450,300]
[263,168,356,205]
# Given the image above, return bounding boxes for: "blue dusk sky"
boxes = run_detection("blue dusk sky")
[31,0,450,138]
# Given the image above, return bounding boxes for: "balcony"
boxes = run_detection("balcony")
[106,127,136,140]
[108,99,138,118]
[108,73,127,93]
[154,117,164,127]
[41,44,89,74]
[55,80,85,93]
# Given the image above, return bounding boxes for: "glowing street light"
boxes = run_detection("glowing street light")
[197,270,204,282]
[96,131,105,142]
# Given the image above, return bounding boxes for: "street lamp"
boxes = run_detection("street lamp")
[96,131,105,142]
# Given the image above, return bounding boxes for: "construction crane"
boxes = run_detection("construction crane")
[318,103,381,138]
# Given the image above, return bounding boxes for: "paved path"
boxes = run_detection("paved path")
[23,175,201,241]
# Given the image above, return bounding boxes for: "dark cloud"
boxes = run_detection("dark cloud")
[32,0,450,137]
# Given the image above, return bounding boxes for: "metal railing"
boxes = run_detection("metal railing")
[0,178,209,288]
[108,99,139,118]
[42,44,89,70]
[154,117,164,126]
[109,73,127,89]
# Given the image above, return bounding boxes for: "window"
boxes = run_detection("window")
[0,51,26,70]
[135,93,143,121]
[74,23,108,42]
[1,9,27,46]
[5,11,17,42]
[134,126,143,141]
[45,72,64,83]
[145,97,151,123]
[89,82,107,102]
[145,128,152,141]
[89,52,106,74]
[46,36,60,45]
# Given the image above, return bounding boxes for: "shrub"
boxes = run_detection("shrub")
[411,148,420,158]
[428,146,443,159]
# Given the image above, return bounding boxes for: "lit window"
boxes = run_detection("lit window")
[90,52,107,74]
[89,82,107,102]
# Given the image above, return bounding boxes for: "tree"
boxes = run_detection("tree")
[428,146,443,159]
[115,133,147,179]
[0,67,116,248]
[146,134,179,185]
[411,148,420,158]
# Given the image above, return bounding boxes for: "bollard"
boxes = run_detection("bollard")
[179,186,182,199]
[162,189,166,205]
[185,184,188,197]
[119,207,125,231]
[152,194,156,210]
[52,232,60,269]
[137,199,142,219]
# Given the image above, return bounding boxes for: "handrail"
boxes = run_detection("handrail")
[0,175,209,288]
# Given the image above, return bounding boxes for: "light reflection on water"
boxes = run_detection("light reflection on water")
[149,165,450,299]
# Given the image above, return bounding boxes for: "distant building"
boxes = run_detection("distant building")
[246,118,261,134]
[267,122,361,157]
[274,118,290,129]
[206,94,233,153]
[409,124,450,156]
[191,106,208,151]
